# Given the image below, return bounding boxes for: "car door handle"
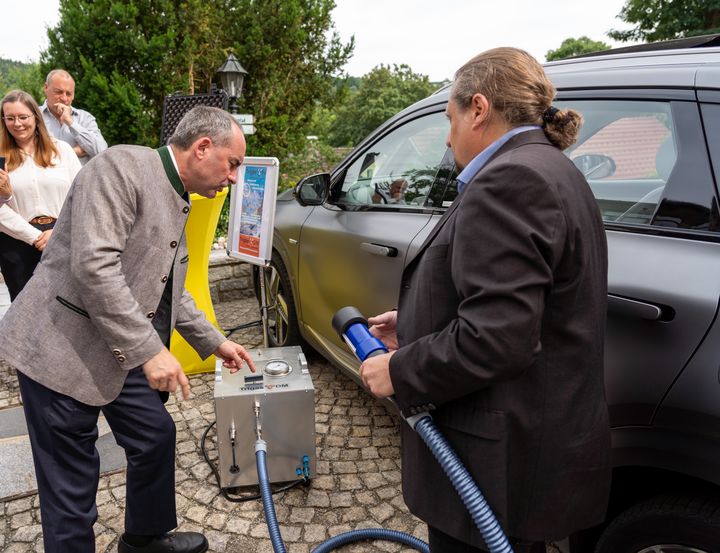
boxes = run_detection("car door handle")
[607,294,670,321]
[360,242,398,258]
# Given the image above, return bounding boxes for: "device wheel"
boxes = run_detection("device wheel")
[258,253,302,347]
[595,493,720,553]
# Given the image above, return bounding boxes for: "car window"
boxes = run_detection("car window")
[335,112,449,208]
[559,100,676,225]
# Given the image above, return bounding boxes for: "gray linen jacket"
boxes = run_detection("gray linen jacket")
[389,130,611,543]
[0,145,226,406]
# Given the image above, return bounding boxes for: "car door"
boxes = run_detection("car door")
[557,95,720,428]
[296,110,450,373]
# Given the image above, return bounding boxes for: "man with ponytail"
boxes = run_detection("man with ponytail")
[361,48,611,552]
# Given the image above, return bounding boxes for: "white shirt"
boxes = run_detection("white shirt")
[0,139,82,245]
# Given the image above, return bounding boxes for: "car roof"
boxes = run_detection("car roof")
[400,43,720,118]
[545,46,720,89]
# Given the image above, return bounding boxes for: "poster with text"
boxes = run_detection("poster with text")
[227,157,279,267]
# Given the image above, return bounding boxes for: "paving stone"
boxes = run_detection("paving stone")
[11,524,42,542]
[303,523,326,542]
[369,503,395,523]
[8,514,32,534]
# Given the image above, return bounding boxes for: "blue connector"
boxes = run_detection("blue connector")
[302,455,311,479]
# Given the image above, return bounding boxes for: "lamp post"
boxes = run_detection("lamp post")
[216,53,248,114]
[216,53,255,135]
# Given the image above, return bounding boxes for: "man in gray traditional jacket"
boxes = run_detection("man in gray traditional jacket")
[0,106,254,553]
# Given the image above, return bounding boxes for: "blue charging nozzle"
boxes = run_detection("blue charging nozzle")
[331,306,388,362]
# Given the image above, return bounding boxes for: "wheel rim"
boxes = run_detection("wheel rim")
[264,265,290,345]
[637,546,710,553]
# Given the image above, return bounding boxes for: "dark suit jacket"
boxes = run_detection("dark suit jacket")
[389,130,611,544]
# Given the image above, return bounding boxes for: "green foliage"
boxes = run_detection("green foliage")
[42,0,353,154]
[609,0,720,42]
[546,37,611,61]
[328,64,436,147]
[75,57,155,146]
[279,139,346,192]
[226,0,354,157]
[0,60,44,101]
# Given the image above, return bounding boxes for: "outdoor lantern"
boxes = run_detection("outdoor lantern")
[216,53,248,110]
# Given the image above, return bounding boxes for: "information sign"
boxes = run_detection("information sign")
[227,157,279,267]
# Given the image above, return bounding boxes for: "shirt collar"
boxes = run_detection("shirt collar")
[456,125,541,194]
[157,145,187,199]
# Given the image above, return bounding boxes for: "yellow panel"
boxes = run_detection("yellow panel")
[170,188,228,374]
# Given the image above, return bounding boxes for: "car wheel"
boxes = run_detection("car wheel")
[258,253,302,347]
[595,494,720,553]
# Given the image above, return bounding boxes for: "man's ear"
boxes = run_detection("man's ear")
[193,137,213,159]
[470,93,491,130]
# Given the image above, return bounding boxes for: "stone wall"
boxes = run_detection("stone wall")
[208,251,255,303]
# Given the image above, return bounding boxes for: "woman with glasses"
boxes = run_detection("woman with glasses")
[0,89,82,300]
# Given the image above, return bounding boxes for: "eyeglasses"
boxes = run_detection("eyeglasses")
[2,115,35,124]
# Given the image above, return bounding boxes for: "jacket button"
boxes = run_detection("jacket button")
[170,241,178,248]
[161,275,168,283]
[117,355,126,363]
[112,349,122,356]
[182,206,189,214]
[147,311,155,319]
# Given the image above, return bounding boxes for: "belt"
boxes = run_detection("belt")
[29,216,56,225]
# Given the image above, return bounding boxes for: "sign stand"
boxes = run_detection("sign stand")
[226,157,280,347]
[258,264,270,347]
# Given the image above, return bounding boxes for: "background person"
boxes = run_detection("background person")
[373,178,408,204]
[41,68,108,164]
[361,47,611,553]
[0,89,82,300]
[0,106,255,553]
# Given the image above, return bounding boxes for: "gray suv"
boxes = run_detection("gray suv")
[258,36,720,552]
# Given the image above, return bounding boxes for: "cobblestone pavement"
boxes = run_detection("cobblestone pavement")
[0,297,428,552]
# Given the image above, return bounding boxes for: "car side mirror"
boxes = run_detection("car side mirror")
[572,154,617,179]
[294,173,331,206]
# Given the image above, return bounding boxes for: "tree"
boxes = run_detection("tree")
[546,37,611,61]
[328,64,436,147]
[0,60,44,100]
[42,0,353,153]
[225,0,354,157]
[609,0,720,42]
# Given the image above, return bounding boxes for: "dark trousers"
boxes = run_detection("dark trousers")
[17,367,178,553]
[0,222,54,301]
[428,525,547,553]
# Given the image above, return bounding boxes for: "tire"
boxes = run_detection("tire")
[257,253,302,348]
[595,494,720,553]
